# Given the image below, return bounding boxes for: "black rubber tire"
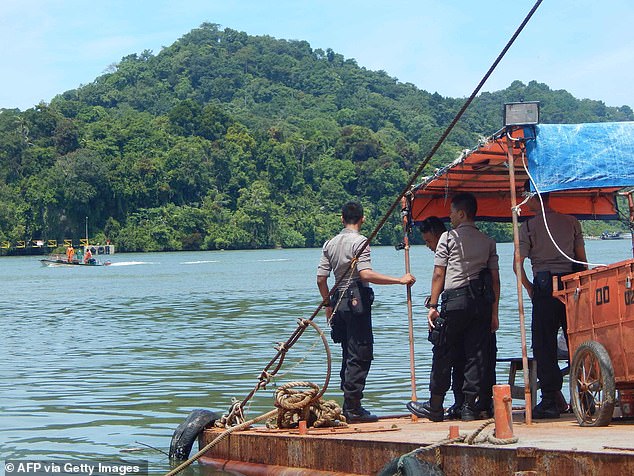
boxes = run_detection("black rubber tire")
[169,409,220,460]
[377,455,445,476]
[570,340,616,427]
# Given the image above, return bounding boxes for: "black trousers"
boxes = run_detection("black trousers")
[429,299,491,404]
[450,334,496,405]
[532,293,567,394]
[331,307,374,401]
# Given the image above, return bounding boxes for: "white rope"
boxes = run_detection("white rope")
[520,152,607,268]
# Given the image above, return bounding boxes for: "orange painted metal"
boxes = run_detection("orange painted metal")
[200,416,634,475]
[493,384,514,439]
[620,390,634,417]
[199,457,357,476]
[556,258,634,387]
[298,420,308,435]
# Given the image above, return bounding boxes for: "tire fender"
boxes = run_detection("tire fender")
[377,455,445,476]
[169,409,220,460]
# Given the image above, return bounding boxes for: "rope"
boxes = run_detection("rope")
[268,381,347,429]
[394,419,519,474]
[315,0,544,321]
[164,408,277,476]
[227,319,331,427]
[165,381,345,476]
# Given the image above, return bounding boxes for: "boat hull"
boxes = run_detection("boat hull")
[200,414,634,475]
[40,259,111,267]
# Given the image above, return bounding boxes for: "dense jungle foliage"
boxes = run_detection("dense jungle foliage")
[1,23,632,252]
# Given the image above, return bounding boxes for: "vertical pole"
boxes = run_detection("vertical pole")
[85,216,89,247]
[627,191,634,258]
[401,197,418,421]
[505,133,533,424]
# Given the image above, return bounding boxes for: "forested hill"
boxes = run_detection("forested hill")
[1,23,632,252]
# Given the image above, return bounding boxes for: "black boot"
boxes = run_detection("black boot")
[533,392,560,419]
[343,398,379,423]
[461,395,478,421]
[406,394,444,422]
[446,394,464,420]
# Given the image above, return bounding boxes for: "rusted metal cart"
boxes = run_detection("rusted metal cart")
[555,258,634,426]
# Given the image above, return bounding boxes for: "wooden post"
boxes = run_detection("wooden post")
[401,196,418,421]
[505,133,533,424]
[626,190,634,257]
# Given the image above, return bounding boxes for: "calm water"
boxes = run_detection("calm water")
[1,240,631,474]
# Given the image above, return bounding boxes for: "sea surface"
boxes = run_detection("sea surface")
[1,240,631,474]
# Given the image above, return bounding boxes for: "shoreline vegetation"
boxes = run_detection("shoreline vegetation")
[1,23,632,255]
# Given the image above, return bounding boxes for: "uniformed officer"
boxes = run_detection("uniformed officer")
[317,201,416,423]
[418,217,463,419]
[517,181,587,419]
[407,193,500,421]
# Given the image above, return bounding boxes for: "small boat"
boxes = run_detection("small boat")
[40,255,111,267]
[600,231,623,240]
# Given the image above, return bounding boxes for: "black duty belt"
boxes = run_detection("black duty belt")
[441,285,471,301]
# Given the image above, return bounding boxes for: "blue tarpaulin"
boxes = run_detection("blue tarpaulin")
[527,122,634,192]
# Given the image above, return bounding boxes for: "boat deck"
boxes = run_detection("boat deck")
[200,412,634,475]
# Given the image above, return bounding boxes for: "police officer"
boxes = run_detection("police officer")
[418,217,462,419]
[517,181,587,419]
[408,193,500,421]
[317,201,416,423]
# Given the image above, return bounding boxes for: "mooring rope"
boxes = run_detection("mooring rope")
[219,319,332,428]
[229,0,545,417]
[393,419,519,473]
[165,381,344,476]
[164,408,278,476]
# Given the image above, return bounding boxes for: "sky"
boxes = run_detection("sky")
[1,0,633,111]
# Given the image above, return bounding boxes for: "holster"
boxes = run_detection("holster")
[333,283,374,316]
[428,316,447,346]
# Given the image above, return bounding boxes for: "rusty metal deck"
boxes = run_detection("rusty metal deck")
[199,413,634,475]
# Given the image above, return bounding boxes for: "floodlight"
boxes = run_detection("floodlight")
[504,101,539,126]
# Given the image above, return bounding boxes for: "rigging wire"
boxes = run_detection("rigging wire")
[227,0,545,415]
[327,0,545,299]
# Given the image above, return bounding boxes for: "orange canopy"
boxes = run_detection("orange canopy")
[410,127,622,224]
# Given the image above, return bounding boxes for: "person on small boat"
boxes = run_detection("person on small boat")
[66,245,74,263]
[84,247,93,264]
[516,180,587,419]
[317,201,416,423]
[408,193,500,422]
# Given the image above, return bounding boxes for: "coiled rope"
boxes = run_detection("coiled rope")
[268,381,347,429]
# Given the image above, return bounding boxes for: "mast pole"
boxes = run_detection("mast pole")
[400,196,418,421]
[506,132,533,424]
[85,216,89,247]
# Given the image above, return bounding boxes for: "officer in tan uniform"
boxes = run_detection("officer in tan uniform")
[317,201,416,423]
[408,193,500,421]
[517,181,587,419]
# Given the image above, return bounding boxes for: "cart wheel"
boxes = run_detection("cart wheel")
[570,341,616,426]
